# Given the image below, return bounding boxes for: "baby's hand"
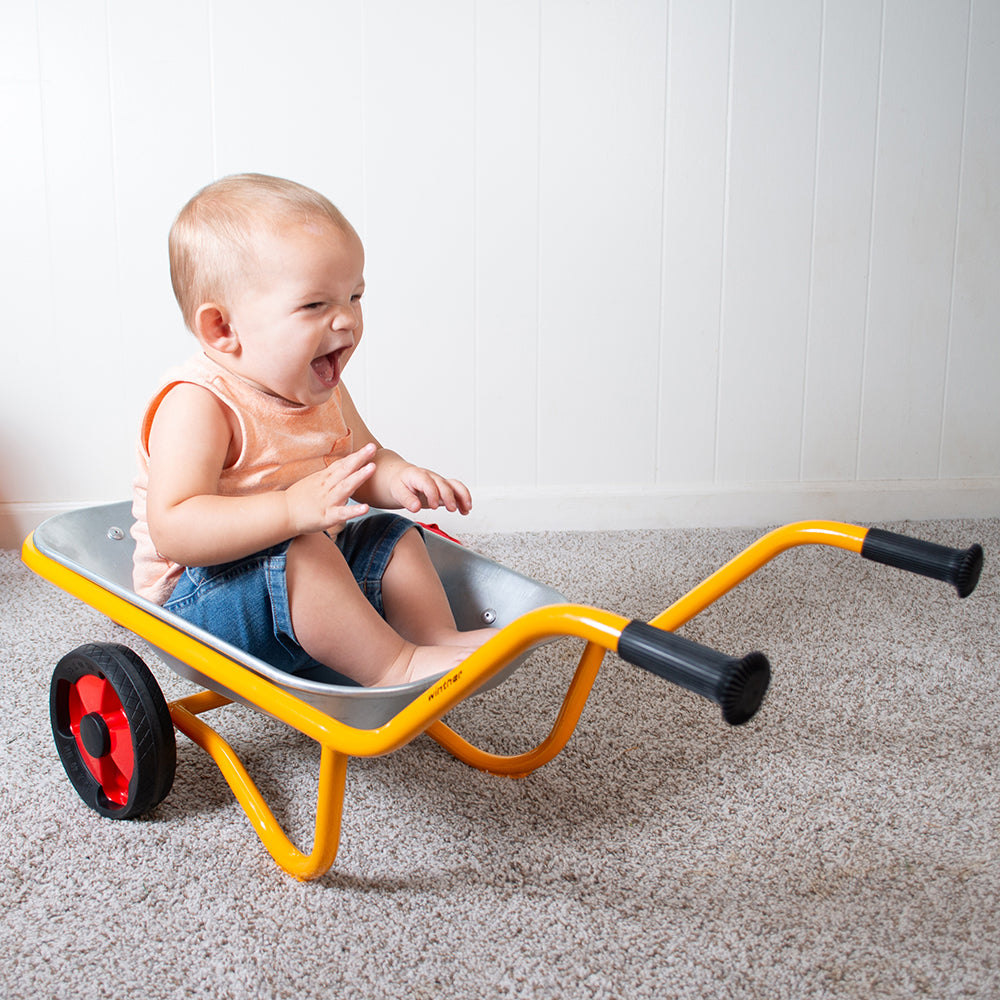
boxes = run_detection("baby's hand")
[390,465,473,516]
[285,443,377,534]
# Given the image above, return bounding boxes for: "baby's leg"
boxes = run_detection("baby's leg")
[285,532,484,687]
[380,527,495,651]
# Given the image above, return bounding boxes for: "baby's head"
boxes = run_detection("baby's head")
[169,173,355,331]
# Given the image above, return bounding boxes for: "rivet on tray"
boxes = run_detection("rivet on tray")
[107,526,125,541]
[481,608,497,625]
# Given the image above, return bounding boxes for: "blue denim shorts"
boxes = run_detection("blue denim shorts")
[164,513,419,684]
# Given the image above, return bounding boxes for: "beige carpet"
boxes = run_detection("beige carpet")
[2,518,998,999]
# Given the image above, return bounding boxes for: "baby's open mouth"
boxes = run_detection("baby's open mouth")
[310,350,342,388]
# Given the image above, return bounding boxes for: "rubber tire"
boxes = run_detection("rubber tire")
[50,642,176,819]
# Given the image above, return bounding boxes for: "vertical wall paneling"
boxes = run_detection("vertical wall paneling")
[473,0,541,490]
[858,0,970,481]
[536,0,668,488]
[0,2,49,504]
[209,0,367,222]
[715,0,823,484]
[106,1,216,415]
[939,0,1000,479]
[659,0,732,484]
[799,0,882,481]
[1,0,998,546]
[208,0,371,407]
[32,1,122,498]
[361,2,477,476]
[0,1,46,327]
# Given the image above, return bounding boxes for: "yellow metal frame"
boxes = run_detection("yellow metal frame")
[23,520,870,880]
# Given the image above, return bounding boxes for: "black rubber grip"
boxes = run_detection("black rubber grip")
[861,529,984,598]
[617,621,770,726]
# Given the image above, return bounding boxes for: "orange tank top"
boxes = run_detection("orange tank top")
[131,353,353,603]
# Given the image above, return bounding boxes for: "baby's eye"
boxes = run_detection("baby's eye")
[302,302,325,311]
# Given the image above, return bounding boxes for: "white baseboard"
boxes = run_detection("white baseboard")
[1,500,120,551]
[454,478,1000,533]
[4,479,998,549]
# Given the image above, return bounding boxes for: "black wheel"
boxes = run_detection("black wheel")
[50,642,176,819]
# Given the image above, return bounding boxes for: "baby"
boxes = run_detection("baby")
[131,173,493,687]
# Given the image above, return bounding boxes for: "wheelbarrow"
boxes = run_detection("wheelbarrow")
[21,503,983,880]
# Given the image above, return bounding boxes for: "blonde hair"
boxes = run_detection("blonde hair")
[168,173,353,330]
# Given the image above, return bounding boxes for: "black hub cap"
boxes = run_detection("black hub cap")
[79,711,112,758]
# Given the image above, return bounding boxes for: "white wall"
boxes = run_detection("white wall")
[2,0,998,548]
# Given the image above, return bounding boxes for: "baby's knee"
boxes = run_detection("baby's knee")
[286,531,347,578]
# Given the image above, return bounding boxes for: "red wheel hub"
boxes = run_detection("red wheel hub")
[67,675,134,806]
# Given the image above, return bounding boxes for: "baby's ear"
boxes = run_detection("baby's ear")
[193,303,238,353]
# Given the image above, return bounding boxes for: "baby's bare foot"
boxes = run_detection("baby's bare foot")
[370,643,467,686]
[444,627,496,650]
[369,630,497,687]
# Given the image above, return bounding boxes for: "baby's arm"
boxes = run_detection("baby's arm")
[145,383,376,567]
[338,384,473,516]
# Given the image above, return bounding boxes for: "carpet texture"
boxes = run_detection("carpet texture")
[2,518,998,999]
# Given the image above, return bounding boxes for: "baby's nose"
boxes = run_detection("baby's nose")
[331,305,358,330]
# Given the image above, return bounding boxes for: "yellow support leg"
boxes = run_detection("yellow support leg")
[428,640,607,777]
[169,697,348,881]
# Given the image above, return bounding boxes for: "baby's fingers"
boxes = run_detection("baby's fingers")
[423,474,473,514]
[337,458,376,496]
[444,478,473,515]
[401,470,472,514]
[324,444,374,488]
[329,442,377,478]
[390,470,430,513]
